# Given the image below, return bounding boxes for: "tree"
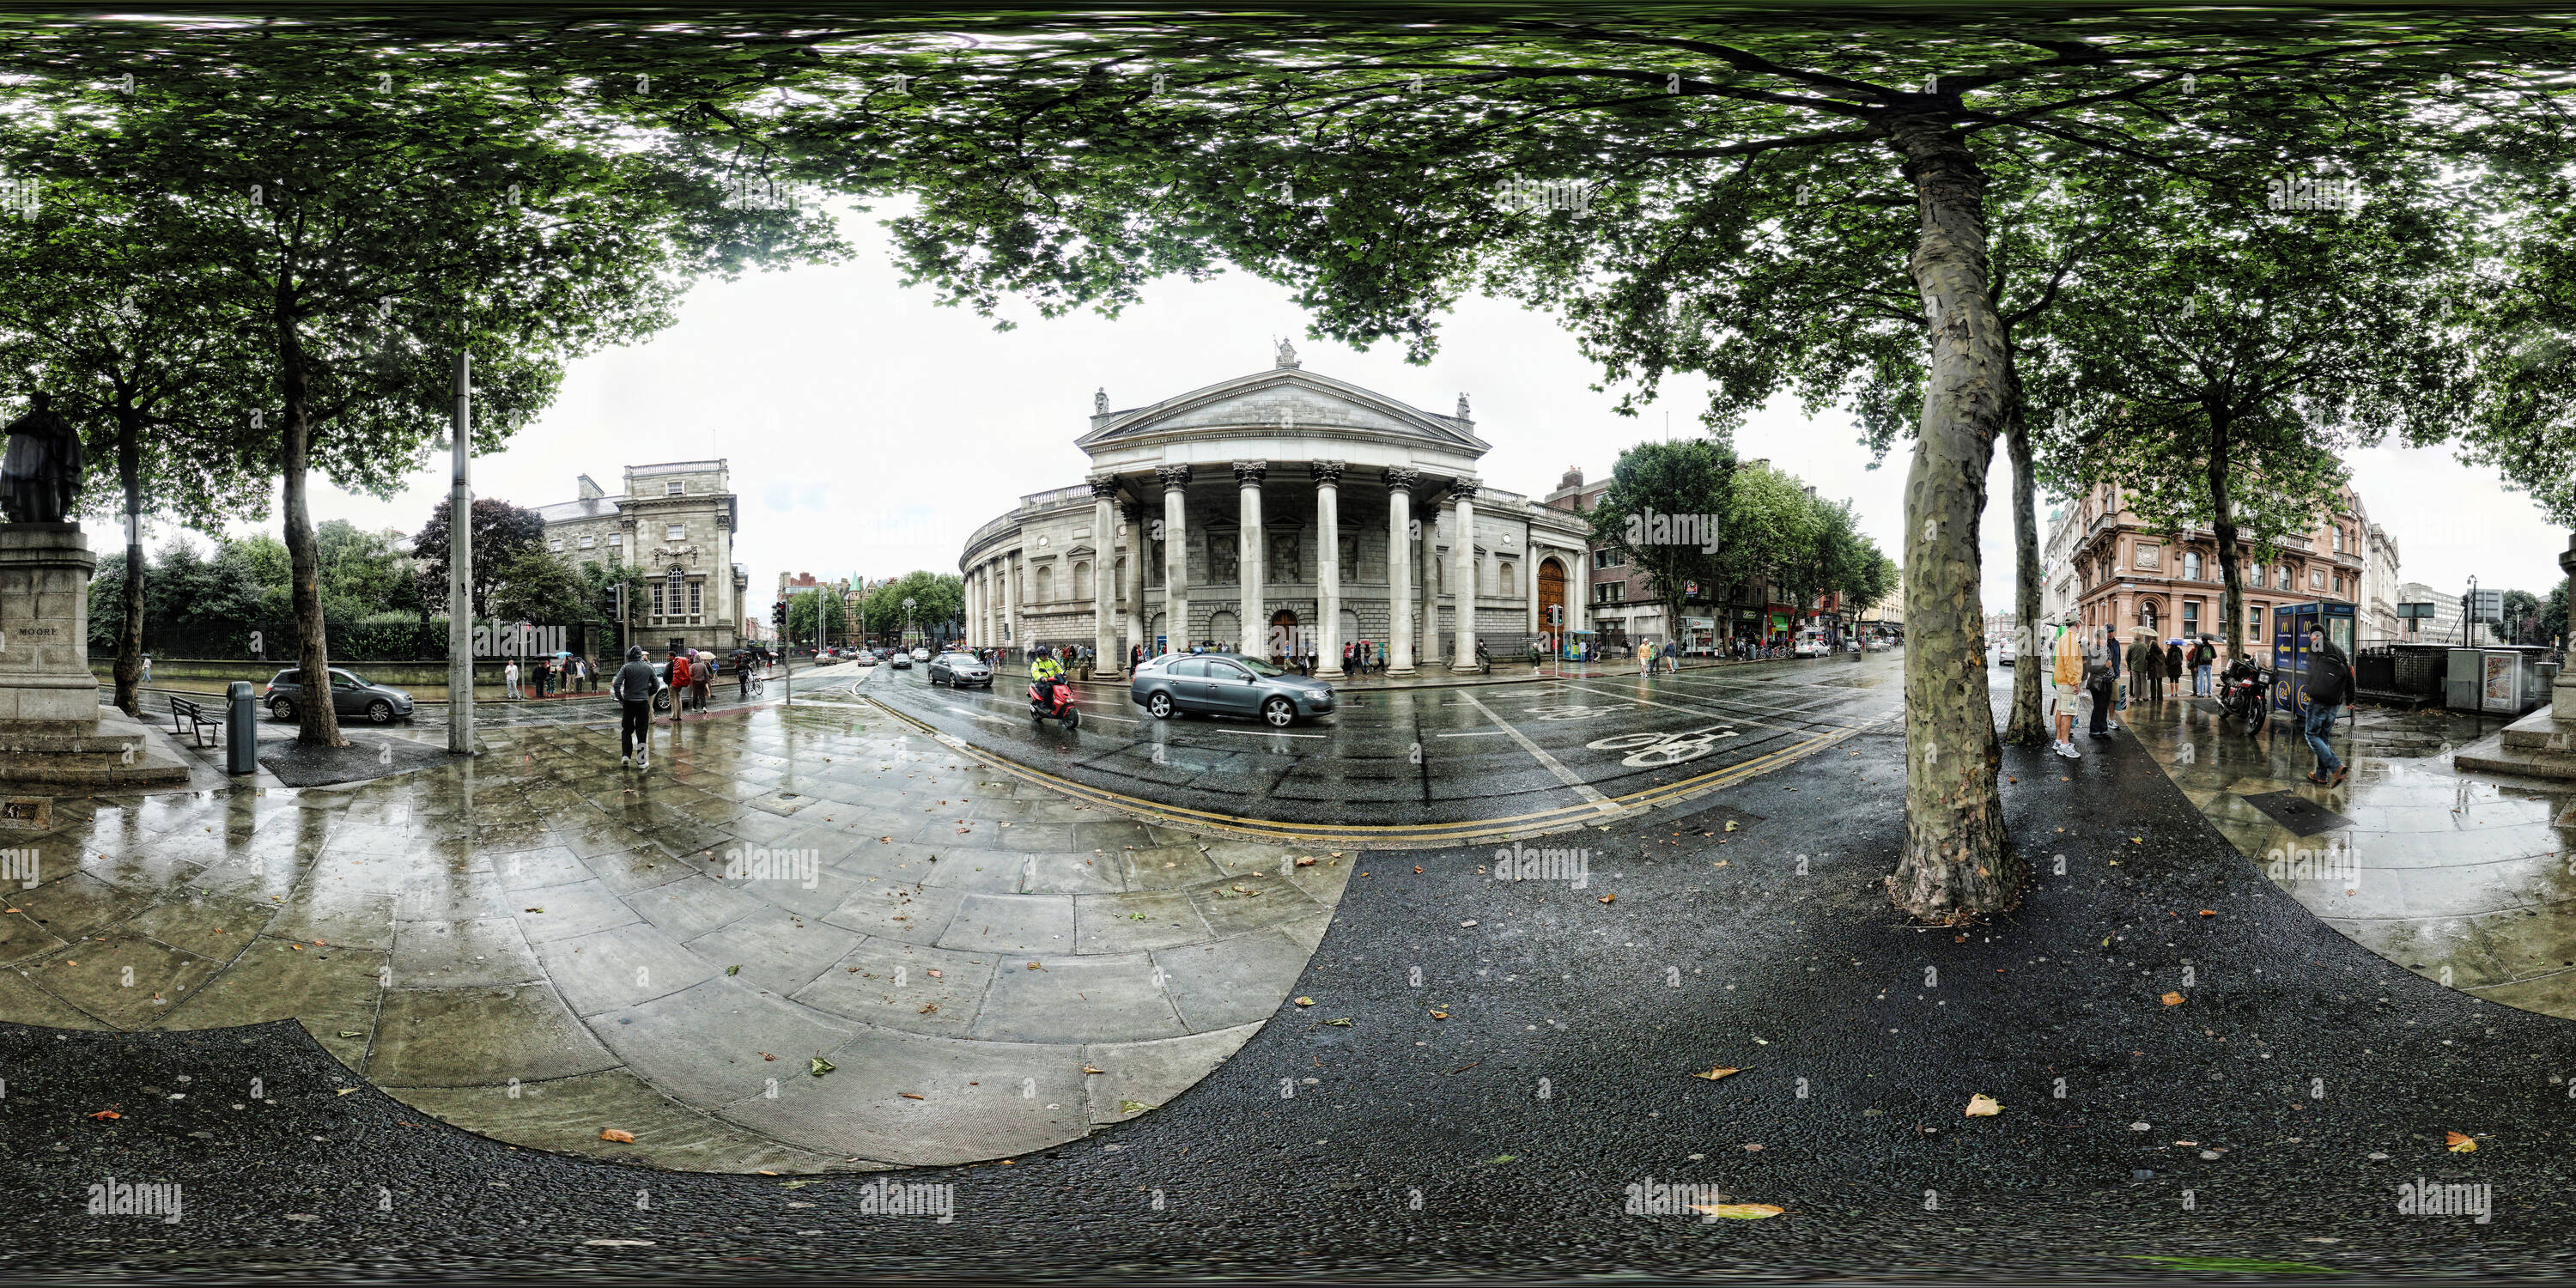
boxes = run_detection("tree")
[789,587,848,647]
[2500,589,2544,647]
[792,18,2562,921]
[413,498,548,620]
[864,571,967,643]
[2037,161,2472,679]
[1583,440,1735,644]
[0,185,271,714]
[9,44,835,745]
[487,549,598,629]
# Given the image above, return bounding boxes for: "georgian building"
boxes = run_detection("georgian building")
[2055,480,2376,656]
[531,460,749,653]
[958,344,1595,675]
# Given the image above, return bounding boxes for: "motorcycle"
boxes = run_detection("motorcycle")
[1029,677,1080,728]
[2217,665,2273,727]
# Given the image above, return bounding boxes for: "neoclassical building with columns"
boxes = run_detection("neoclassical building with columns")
[959,343,1595,677]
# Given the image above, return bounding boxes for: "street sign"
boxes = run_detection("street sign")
[2470,588,2503,623]
[2397,602,2435,619]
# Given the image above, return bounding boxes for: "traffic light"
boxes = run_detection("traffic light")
[772,599,788,635]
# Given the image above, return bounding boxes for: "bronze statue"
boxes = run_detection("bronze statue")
[1,392,82,525]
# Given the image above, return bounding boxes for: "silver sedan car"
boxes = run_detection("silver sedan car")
[927,651,993,688]
[1131,652,1335,726]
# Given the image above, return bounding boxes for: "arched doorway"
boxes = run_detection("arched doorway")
[1268,608,1299,660]
[1538,556,1569,647]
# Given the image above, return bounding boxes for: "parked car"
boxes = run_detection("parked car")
[264,667,416,725]
[928,652,993,688]
[1997,634,2017,666]
[889,653,914,670]
[1130,652,1335,727]
[910,647,931,662]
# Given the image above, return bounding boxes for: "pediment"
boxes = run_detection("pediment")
[1078,368,1488,455]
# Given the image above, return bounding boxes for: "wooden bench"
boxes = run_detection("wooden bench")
[168,695,224,749]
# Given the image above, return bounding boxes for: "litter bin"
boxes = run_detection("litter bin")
[227,680,258,775]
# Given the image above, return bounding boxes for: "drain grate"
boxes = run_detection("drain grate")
[2238,789,2354,837]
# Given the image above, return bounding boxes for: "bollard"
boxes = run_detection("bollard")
[226,681,258,775]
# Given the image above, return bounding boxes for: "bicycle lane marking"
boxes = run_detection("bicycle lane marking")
[1452,688,1624,817]
[1564,677,1893,734]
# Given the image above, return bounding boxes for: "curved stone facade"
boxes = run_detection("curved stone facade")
[959,351,1592,677]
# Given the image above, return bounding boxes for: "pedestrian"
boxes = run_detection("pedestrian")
[2125,630,2160,708]
[738,652,752,699]
[2192,635,2215,697]
[667,648,692,722]
[2049,622,2084,759]
[504,658,521,700]
[2101,625,2124,728]
[2085,625,2116,740]
[1342,641,1355,675]
[139,654,152,690]
[2300,623,2353,787]
[2165,637,2184,700]
[614,645,657,769]
[690,653,710,712]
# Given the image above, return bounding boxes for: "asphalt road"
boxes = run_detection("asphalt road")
[861,653,1904,828]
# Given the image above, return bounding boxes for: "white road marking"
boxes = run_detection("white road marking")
[1434,728,1513,738]
[1558,680,1885,733]
[1209,726,1326,738]
[1453,689,1622,815]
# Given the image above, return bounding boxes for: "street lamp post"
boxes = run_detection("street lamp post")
[902,597,917,652]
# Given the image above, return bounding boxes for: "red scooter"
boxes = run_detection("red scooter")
[1029,676,1080,728]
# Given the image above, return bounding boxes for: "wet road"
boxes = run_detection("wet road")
[860,653,1905,829]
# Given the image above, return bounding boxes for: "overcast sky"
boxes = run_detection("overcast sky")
[210,202,2573,614]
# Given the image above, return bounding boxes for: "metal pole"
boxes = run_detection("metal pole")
[447,352,475,756]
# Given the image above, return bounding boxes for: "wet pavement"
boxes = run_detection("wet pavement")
[865,651,1903,836]
[2117,680,2576,1025]
[3,665,2567,1279]
[0,689,1351,1172]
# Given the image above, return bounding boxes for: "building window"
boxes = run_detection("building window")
[666,480,685,496]
[1593,548,1625,570]
[548,538,562,552]
[2182,551,2202,581]
[2332,526,2344,553]
[2141,603,2158,631]
[580,535,595,550]
[1597,581,1625,604]
[2250,565,2264,589]
[2183,601,2199,635]
[2333,574,2343,594]
[1502,562,1517,597]
[652,583,665,618]
[2278,565,2292,589]
[609,533,623,547]
[666,524,686,541]
[688,581,702,616]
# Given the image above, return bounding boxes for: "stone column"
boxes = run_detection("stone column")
[963,567,977,647]
[1526,537,1541,638]
[1450,482,1480,671]
[1418,499,1436,663]
[1000,550,1018,657]
[1121,501,1148,663]
[1385,468,1419,676]
[1158,465,1192,655]
[2558,533,2576,716]
[1571,544,1589,647]
[1236,461,1267,657]
[1314,462,1344,675]
[1091,477,1122,676]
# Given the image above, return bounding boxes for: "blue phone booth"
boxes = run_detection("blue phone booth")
[2271,601,2357,715]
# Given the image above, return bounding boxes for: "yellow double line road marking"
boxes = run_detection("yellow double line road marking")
[863,696,1879,849]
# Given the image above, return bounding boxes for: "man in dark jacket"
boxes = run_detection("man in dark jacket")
[613,645,659,769]
[2301,625,2352,787]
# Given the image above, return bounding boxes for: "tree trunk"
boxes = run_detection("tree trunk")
[277,308,344,747]
[2002,359,2047,745]
[112,403,145,718]
[1879,115,2019,924]
[2206,412,2244,671]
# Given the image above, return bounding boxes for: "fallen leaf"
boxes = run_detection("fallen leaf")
[762,1052,777,1061]
[1120,1100,1155,1113]
[1294,857,1317,866]
[1413,866,1424,873]
[523,908,543,914]
[1965,1093,2003,1116]
[1082,1066,1105,1075]
[2447,1131,2478,1152]
[1692,1066,1741,1081]
[335,1088,358,1096]
[335,1030,364,1039]
[599,1128,635,1143]
[926,969,943,979]
[1691,1203,1786,1219]
[1323,1017,1352,1026]
[899,1091,926,1100]
[86,1109,120,1120]
[1460,920,1479,928]
[2197,909,2217,917]
[1598,894,1616,904]
[1485,1154,1518,1164]
[811,1057,835,1076]
[2161,991,2186,1006]
[725,964,740,975]
[1295,996,1315,1006]
[1430,1010,1450,1020]
[1722,820,1739,832]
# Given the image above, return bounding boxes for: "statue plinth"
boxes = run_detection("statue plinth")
[2456,532,2576,784]
[0,524,100,727]
[0,524,189,785]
